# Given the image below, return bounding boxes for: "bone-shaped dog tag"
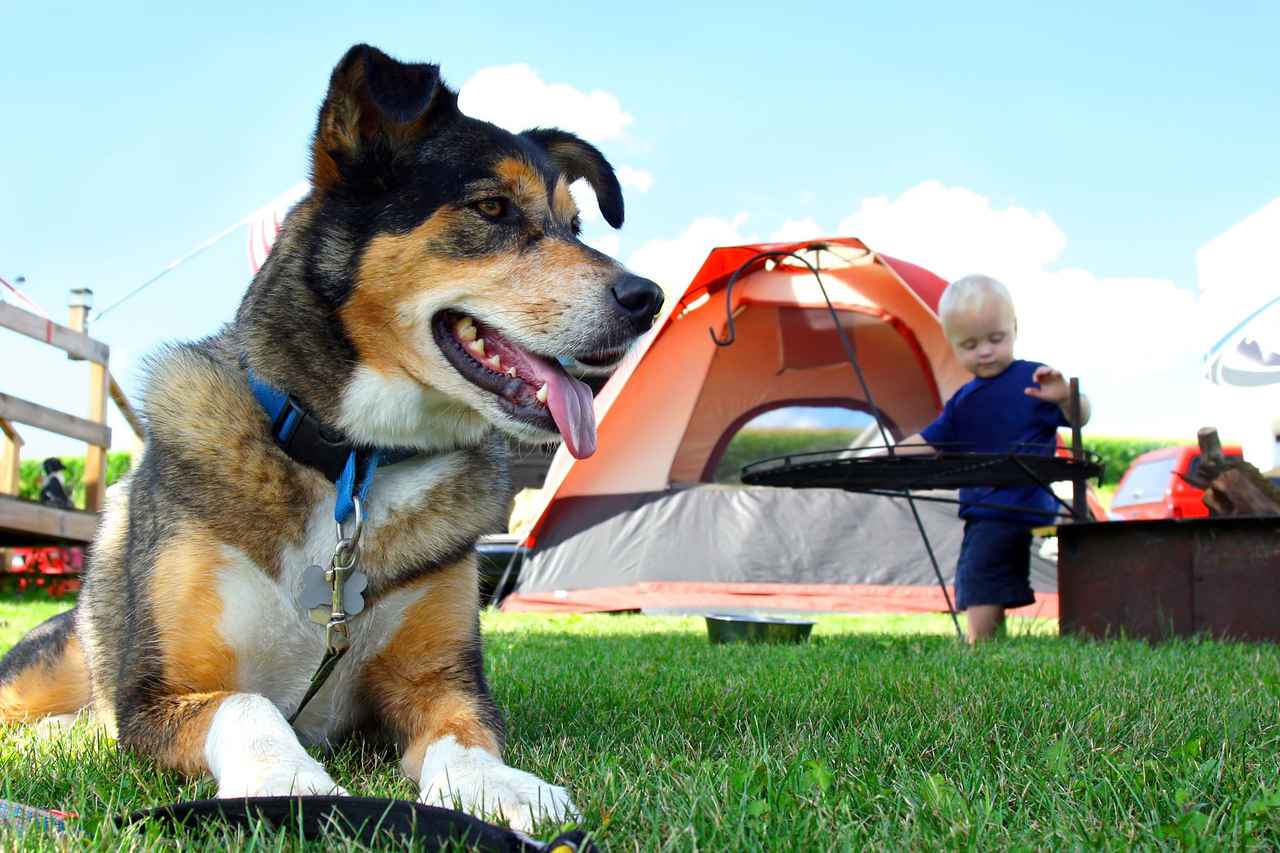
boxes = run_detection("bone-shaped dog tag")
[341,571,369,616]
[300,564,369,624]
[300,564,331,624]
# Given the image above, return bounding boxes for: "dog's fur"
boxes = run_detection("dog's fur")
[0,44,662,830]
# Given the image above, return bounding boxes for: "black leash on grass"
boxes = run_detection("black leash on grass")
[117,796,597,852]
[709,246,965,641]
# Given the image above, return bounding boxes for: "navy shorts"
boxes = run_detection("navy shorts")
[955,519,1035,611]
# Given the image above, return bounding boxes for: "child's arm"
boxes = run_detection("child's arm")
[872,433,936,456]
[1024,365,1092,426]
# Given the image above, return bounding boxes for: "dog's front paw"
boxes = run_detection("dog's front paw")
[419,737,577,832]
[205,694,348,798]
[217,756,348,798]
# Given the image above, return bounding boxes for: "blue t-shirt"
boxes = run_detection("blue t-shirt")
[920,359,1069,524]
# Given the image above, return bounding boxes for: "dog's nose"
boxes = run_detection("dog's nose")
[609,274,664,331]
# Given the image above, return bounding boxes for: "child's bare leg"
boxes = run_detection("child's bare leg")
[966,605,1005,644]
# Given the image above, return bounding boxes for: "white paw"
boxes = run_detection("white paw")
[205,693,347,798]
[419,736,578,832]
[217,757,347,798]
[33,711,92,738]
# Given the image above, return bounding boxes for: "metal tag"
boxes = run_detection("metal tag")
[300,564,368,624]
[340,570,369,616]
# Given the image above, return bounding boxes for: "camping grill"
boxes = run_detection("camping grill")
[711,244,1096,640]
[742,448,1103,519]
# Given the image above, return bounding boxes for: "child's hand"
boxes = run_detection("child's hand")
[1025,365,1069,404]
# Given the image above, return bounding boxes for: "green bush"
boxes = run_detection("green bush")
[1080,435,1180,485]
[18,452,133,508]
[714,428,863,483]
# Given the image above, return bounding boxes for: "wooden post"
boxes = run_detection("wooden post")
[1069,377,1088,521]
[0,419,22,496]
[1197,426,1226,466]
[1190,425,1280,516]
[68,288,109,512]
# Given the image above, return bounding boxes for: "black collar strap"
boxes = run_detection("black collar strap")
[247,370,419,483]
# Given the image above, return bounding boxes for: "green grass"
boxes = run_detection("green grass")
[2,596,1279,850]
[0,592,70,650]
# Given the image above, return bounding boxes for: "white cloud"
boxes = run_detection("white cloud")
[833,181,1197,387]
[836,180,1067,283]
[769,217,824,242]
[457,64,633,142]
[625,212,754,296]
[616,166,654,193]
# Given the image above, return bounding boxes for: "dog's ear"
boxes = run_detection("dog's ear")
[312,44,457,192]
[521,128,624,229]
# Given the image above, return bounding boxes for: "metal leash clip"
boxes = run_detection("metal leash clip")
[289,496,369,724]
[324,496,364,653]
[299,496,369,644]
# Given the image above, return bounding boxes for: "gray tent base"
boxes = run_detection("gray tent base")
[505,485,1057,615]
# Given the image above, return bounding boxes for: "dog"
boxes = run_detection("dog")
[0,43,662,831]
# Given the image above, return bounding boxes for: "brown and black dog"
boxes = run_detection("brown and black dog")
[0,44,661,830]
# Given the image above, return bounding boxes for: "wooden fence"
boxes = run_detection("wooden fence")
[0,291,143,546]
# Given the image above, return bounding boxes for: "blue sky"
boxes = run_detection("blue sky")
[3,1,1278,458]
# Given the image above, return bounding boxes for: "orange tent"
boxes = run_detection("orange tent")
[504,238,1062,618]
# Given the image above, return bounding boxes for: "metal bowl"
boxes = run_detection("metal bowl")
[705,613,814,645]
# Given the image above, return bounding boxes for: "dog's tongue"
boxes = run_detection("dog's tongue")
[527,358,597,459]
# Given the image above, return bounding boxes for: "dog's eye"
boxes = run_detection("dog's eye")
[570,214,582,236]
[472,198,509,221]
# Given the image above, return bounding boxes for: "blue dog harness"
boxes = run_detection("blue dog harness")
[246,369,421,723]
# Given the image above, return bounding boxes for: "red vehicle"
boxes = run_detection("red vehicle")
[1109,445,1244,521]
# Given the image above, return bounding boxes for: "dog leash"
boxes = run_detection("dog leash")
[245,370,416,724]
[119,797,597,851]
[289,492,366,724]
[6,795,596,850]
[0,800,78,838]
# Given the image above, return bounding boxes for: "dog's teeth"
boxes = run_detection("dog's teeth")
[505,366,517,377]
[484,354,502,371]
[535,383,548,403]
[467,338,485,357]
[454,317,476,342]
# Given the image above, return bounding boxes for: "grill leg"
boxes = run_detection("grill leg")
[1069,378,1088,521]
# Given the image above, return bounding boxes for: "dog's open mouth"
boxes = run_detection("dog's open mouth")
[432,310,597,459]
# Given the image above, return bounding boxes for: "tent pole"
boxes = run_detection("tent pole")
[488,545,524,610]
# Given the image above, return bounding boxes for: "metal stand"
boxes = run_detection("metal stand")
[712,247,968,640]
[1070,378,1088,521]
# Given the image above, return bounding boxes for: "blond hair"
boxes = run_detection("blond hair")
[938,274,1015,325]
